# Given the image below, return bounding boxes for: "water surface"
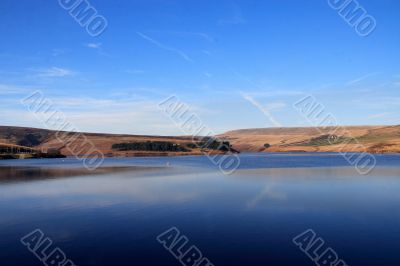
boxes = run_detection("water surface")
[0,153,399,266]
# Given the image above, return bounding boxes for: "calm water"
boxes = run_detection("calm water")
[0,153,400,266]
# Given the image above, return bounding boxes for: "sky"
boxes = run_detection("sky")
[0,0,399,135]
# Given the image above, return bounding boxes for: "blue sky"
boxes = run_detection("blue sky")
[0,0,399,135]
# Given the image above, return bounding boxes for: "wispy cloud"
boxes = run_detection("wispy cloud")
[0,84,30,95]
[146,30,214,43]
[231,71,305,98]
[137,32,194,63]
[85,43,102,49]
[125,69,145,75]
[240,92,282,127]
[345,72,380,86]
[368,112,392,119]
[245,90,304,97]
[34,67,75,78]
[0,53,40,61]
[51,49,66,57]
[8,94,199,135]
[204,72,213,78]
[354,97,400,109]
[266,102,287,111]
[84,43,110,57]
[218,3,246,25]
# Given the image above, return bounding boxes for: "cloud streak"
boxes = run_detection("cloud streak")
[84,43,111,57]
[146,30,214,42]
[218,3,246,25]
[241,92,282,127]
[368,112,392,119]
[0,84,30,95]
[34,67,75,78]
[85,43,102,49]
[137,32,193,63]
[346,72,380,86]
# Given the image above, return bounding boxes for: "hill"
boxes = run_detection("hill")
[218,125,400,153]
[1,125,400,159]
[0,126,233,158]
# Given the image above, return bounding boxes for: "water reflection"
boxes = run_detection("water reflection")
[0,154,400,266]
[0,165,167,183]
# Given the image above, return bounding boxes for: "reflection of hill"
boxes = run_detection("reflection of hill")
[0,142,66,159]
[0,166,165,183]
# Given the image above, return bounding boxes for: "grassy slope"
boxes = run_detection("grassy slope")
[0,126,223,157]
[1,125,400,157]
[218,125,400,153]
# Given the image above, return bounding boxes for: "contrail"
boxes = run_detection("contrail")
[241,92,282,127]
[137,32,193,63]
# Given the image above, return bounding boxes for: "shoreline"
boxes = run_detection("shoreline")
[1,151,399,161]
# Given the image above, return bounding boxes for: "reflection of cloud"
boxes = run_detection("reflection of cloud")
[137,32,193,63]
[247,184,287,209]
[0,172,202,206]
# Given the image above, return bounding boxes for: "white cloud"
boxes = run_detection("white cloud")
[204,72,213,78]
[245,90,304,97]
[34,67,75,78]
[354,97,400,109]
[266,102,287,111]
[84,43,111,57]
[0,84,30,95]
[368,112,392,119]
[240,92,283,127]
[137,32,194,63]
[51,49,66,57]
[85,43,102,49]
[345,72,380,86]
[145,30,214,43]
[125,69,145,75]
[218,4,246,25]
[0,94,209,135]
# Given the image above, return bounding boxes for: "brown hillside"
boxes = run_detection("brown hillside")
[218,125,400,153]
[0,126,228,157]
[1,125,399,157]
